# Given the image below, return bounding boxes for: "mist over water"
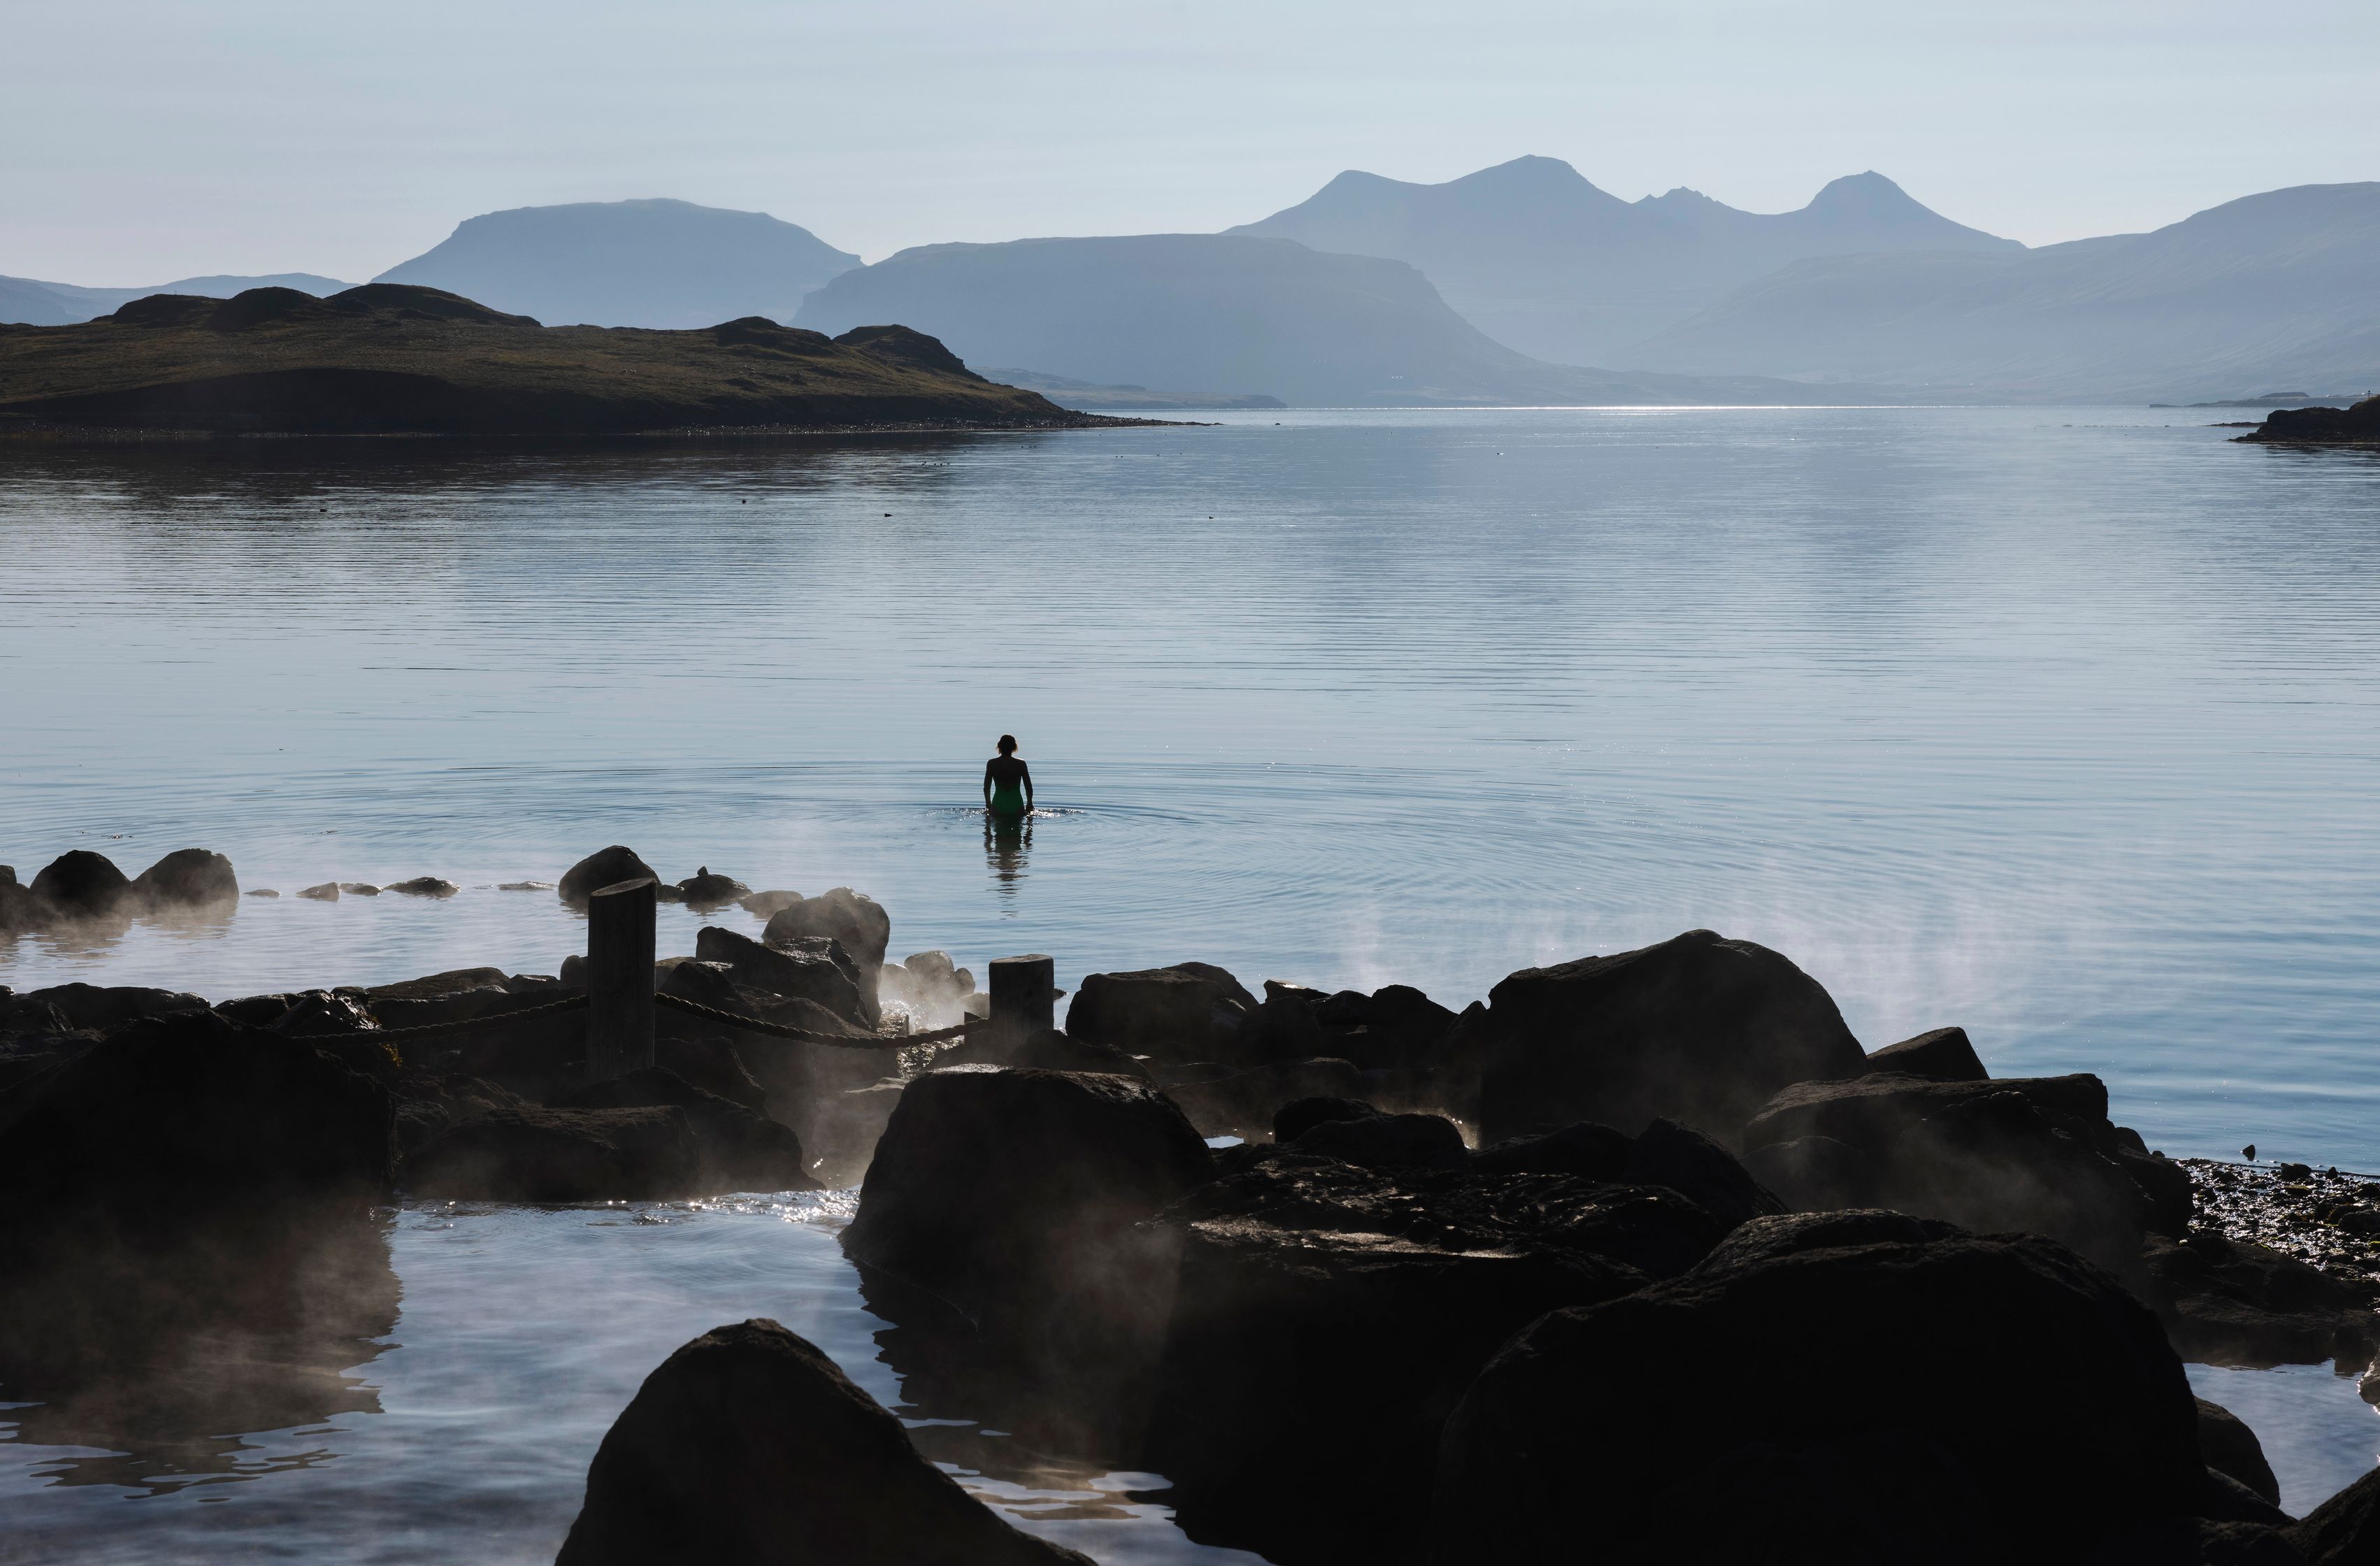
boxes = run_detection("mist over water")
[5,408,2380,1558]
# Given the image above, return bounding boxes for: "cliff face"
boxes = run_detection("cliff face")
[0,285,1100,435]
[2239,395,2380,445]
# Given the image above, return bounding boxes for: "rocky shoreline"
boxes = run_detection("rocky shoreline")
[6,840,2380,1563]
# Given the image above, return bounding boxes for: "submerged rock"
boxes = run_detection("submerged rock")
[132,847,240,907]
[385,876,459,898]
[299,881,340,900]
[1465,928,1868,1143]
[1433,1212,2206,1562]
[27,850,137,919]
[555,1319,1089,1566]
[673,866,750,907]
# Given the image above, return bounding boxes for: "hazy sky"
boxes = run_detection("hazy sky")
[5,0,2376,284]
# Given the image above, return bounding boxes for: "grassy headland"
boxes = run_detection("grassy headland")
[0,285,1131,436]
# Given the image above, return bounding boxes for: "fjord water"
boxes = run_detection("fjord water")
[4,408,2380,1555]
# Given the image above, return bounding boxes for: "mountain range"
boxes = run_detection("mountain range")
[0,272,353,326]
[373,199,859,329]
[1228,157,2021,366]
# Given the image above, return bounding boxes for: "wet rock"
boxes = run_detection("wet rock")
[1622,1116,1786,1230]
[1159,1056,1367,1137]
[0,988,76,1038]
[1434,1214,2205,1562]
[554,1066,815,1192]
[246,887,280,898]
[28,850,137,919]
[2128,1149,2199,1237]
[674,866,750,907]
[1253,982,1461,1071]
[558,845,659,906]
[386,1070,526,1156]
[2087,1516,2304,1563]
[1741,1072,2153,1274]
[131,847,239,908]
[1742,1132,1875,1209]
[1289,1107,1469,1170]
[555,1318,1090,1566]
[2196,1398,2282,1509]
[2290,1464,2380,1563]
[938,1024,1151,1079]
[385,876,458,898]
[737,888,800,918]
[696,924,868,1029]
[403,1105,698,1201]
[1865,1024,1989,1082]
[25,982,210,1030]
[1148,1152,1725,1563]
[1274,1094,1383,1144]
[497,879,553,891]
[763,888,891,1019]
[1068,964,1257,1065]
[0,877,44,933]
[340,882,380,896]
[0,1009,395,1228]
[1470,1118,1634,1180]
[1465,928,1868,1143]
[298,882,340,900]
[2142,1231,2377,1366]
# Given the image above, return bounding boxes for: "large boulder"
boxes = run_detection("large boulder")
[694,924,868,1029]
[763,888,891,1019]
[2195,1398,2281,1509]
[556,1319,1089,1566]
[1148,1150,1728,1563]
[131,847,239,908]
[554,1067,816,1192]
[1286,1105,1470,1170]
[27,849,137,920]
[1741,1072,2157,1274]
[1621,1116,1786,1230]
[1434,1212,2207,1563]
[1068,964,1255,1065]
[0,1009,395,1228]
[1466,929,1867,1143]
[558,845,660,906]
[1249,982,1461,1071]
[402,1105,699,1201]
[842,1067,1213,1449]
[1865,1024,1989,1081]
[2291,1465,2380,1563]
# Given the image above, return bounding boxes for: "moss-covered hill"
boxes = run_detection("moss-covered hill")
[0,284,1117,436]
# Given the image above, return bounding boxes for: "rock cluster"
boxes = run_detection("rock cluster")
[1,847,241,935]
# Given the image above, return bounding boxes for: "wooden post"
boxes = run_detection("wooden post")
[587,875,657,1082]
[987,953,1055,1057]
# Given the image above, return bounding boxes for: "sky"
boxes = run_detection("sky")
[3,0,2377,285]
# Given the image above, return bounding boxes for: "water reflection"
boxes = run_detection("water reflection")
[986,813,1033,893]
[0,1209,399,1495]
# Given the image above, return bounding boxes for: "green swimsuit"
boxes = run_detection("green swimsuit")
[989,780,1027,819]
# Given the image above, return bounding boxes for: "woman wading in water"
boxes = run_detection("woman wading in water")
[983,735,1033,821]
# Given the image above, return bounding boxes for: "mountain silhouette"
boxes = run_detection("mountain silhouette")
[794,232,1851,406]
[1229,156,2017,364]
[0,273,353,326]
[374,199,860,329]
[1625,182,2380,399]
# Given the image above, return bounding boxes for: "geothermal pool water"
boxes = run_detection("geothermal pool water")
[4,406,2379,1555]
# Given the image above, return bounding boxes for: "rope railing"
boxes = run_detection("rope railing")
[285,988,975,1051]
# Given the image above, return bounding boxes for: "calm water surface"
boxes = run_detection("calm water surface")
[3,408,2378,1555]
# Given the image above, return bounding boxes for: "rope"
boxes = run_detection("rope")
[280,987,981,1052]
[652,991,980,1049]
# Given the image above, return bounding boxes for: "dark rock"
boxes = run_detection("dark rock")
[385,876,458,898]
[1742,1133,1877,1210]
[1161,1056,1367,1137]
[2128,1149,2198,1237]
[0,877,45,933]
[1255,982,1462,1071]
[1628,1432,2000,1565]
[554,1068,815,1192]
[763,888,891,1019]
[554,1318,1089,1566]
[28,850,136,919]
[0,989,76,1037]
[938,1024,1151,1079]
[1149,1153,1724,1563]
[1622,1115,1784,1230]
[2197,1398,2283,1509]
[1466,928,1867,1143]
[1470,1118,1634,1180]
[2091,1516,2307,1564]
[1865,1024,1988,1082]
[1068,965,1256,1065]
[738,889,800,918]
[673,866,750,907]
[2289,1463,2380,1563]
[1291,1108,1468,1170]
[1274,1094,1382,1144]
[1742,1072,2151,1274]
[386,1071,526,1156]
[559,845,660,906]
[1240,979,1328,1061]
[24,982,209,1030]
[298,881,340,900]
[0,1009,395,1228]
[696,925,868,1029]
[340,882,380,896]
[403,1105,698,1201]
[131,847,239,907]
[1435,1215,2205,1561]
[246,887,280,898]
[2142,1231,2377,1366]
